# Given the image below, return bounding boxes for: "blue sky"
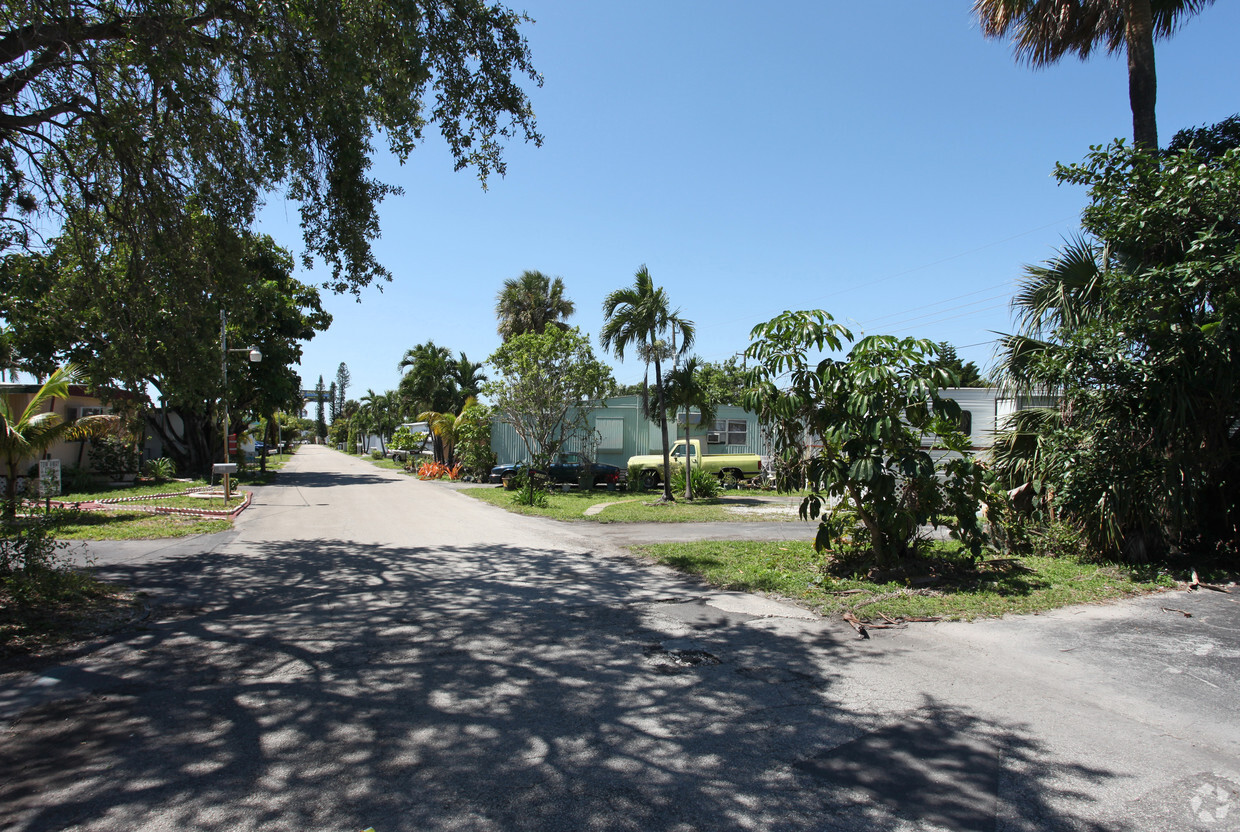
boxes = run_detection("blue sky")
[257,1,1240,398]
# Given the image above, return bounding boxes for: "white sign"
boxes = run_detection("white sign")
[38,459,61,497]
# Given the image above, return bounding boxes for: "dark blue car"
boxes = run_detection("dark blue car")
[490,453,625,487]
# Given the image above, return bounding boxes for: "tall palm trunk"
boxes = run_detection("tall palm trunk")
[683,405,694,500]
[1123,0,1158,148]
[653,352,674,502]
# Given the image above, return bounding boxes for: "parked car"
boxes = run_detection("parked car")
[490,453,625,487]
[627,439,762,488]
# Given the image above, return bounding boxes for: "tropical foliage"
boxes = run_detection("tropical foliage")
[0,223,329,475]
[1,0,542,292]
[600,265,694,502]
[398,341,485,416]
[495,270,576,341]
[484,326,613,477]
[744,311,988,566]
[1,365,117,519]
[662,356,717,500]
[991,130,1240,561]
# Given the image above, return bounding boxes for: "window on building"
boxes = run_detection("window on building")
[709,419,747,446]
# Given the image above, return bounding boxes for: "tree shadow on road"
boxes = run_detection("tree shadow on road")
[1,538,1129,832]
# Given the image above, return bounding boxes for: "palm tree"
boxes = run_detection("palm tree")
[1,364,117,520]
[398,341,458,415]
[973,0,1216,148]
[417,397,478,467]
[452,353,488,402]
[359,389,398,454]
[600,265,695,502]
[495,270,576,341]
[662,356,717,500]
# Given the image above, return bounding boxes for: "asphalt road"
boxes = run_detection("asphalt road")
[1,445,1237,832]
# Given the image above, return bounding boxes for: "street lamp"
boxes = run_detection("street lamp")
[220,311,261,500]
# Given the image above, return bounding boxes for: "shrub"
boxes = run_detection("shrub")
[670,466,721,499]
[143,457,177,482]
[0,513,94,608]
[370,449,384,460]
[88,439,141,481]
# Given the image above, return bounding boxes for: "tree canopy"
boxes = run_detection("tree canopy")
[1,0,542,294]
[484,326,613,471]
[992,124,1240,560]
[0,221,330,474]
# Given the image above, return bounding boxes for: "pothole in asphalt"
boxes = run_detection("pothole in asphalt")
[643,642,722,673]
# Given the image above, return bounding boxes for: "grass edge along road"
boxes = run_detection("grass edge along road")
[458,476,1183,621]
[460,483,802,523]
[635,539,1178,621]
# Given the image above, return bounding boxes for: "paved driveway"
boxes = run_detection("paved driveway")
[1,445,1237,832]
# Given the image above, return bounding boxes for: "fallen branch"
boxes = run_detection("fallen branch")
[1161,607,1193,618]
[1189,570,1232,593]
[842,612,869,639]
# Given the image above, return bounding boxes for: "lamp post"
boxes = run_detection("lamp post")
[220,311,262,499]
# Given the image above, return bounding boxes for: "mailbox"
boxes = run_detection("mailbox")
[213,463,238,475]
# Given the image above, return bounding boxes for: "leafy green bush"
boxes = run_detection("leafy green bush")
[670,466,720,499]
[626,464,646,492]
[0,514,94,608]
[370,449,384,460]
[60,466,97,494]
[143,457,177,482]
[88,439,141,481]
[746,314,989,566]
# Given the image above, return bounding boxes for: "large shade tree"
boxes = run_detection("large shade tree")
[1,0,542,294]
[600,265,694,503]
[973,0,1217,149]
[0,220,330,475]
[494,270,576,341]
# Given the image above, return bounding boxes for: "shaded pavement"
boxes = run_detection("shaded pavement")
[1,445,1237,831]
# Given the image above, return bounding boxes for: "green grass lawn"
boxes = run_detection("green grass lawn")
[635,538,1177,620]
[461,485,804,523]
[46,510,232,540]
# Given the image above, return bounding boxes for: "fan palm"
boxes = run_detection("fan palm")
[495,270,576,341]
[1,364,118,520]
[600,265,695,502]
[973,0,1216,148]
[662,356,717,500]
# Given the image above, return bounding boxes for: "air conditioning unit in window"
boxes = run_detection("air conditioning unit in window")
[707,431,724,444]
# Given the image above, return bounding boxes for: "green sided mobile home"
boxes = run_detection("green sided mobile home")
[490,395,768,468]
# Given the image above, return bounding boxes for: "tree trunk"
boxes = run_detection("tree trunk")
[1124,0,1158,149]
[4,460,18,522]
[653,354,674,502]
[683,406,694,500]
